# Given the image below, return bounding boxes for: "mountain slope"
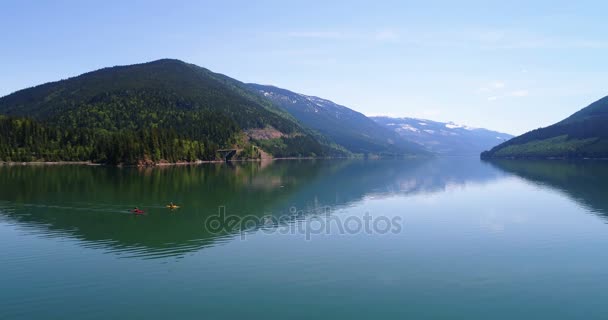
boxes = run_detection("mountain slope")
[247,84,428,156]
[0,59,338,162]
[372,116,512,155]
[481,96,608,159]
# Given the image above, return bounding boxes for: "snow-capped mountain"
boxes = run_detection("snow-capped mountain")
[372,117,513,155]
[247,84,429,155]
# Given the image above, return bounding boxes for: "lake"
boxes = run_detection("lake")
[1,158,608,319]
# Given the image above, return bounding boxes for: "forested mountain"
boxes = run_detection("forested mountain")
[0,59,345,163]
[481,96,608,159]
[372,117,512,155]
[247,84,428,155]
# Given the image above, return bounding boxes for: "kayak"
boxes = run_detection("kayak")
[166,205,180,210]
[131,209,145,214]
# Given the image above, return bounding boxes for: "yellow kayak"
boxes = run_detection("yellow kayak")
[166,204,180,210]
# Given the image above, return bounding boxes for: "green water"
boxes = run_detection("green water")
[1,158,608,319]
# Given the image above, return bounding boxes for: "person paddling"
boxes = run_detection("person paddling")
[131,207,144,214]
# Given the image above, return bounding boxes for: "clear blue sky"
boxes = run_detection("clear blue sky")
[2,0,607,135]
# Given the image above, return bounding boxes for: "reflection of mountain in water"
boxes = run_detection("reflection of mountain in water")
[275,158,506,215]
[486,159,608,217]
[0,158,504,258]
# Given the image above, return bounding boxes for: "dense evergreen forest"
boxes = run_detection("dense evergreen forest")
[0,59,347,164]
[0,116,220,164]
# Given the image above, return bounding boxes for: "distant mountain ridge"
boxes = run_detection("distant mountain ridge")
[481,96,608,159]
[247,84,428,156]
[0,58,521,164]
[372,116,513,155]
[0,59,308,135]
[0,59,343,163]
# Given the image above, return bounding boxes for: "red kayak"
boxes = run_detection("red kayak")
[131,209,145,214]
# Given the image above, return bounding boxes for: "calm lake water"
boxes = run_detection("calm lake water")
[1,158,608,319]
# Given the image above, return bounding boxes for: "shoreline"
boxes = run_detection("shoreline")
[0,158,333,167]
[0,156,420,167]
[481,156,608,161]
[0,161,102,166]
[0,160,229,167]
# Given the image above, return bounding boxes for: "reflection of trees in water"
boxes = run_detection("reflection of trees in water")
[486,159,608,218]
[0,158,504,258]
[278,158,505,214]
